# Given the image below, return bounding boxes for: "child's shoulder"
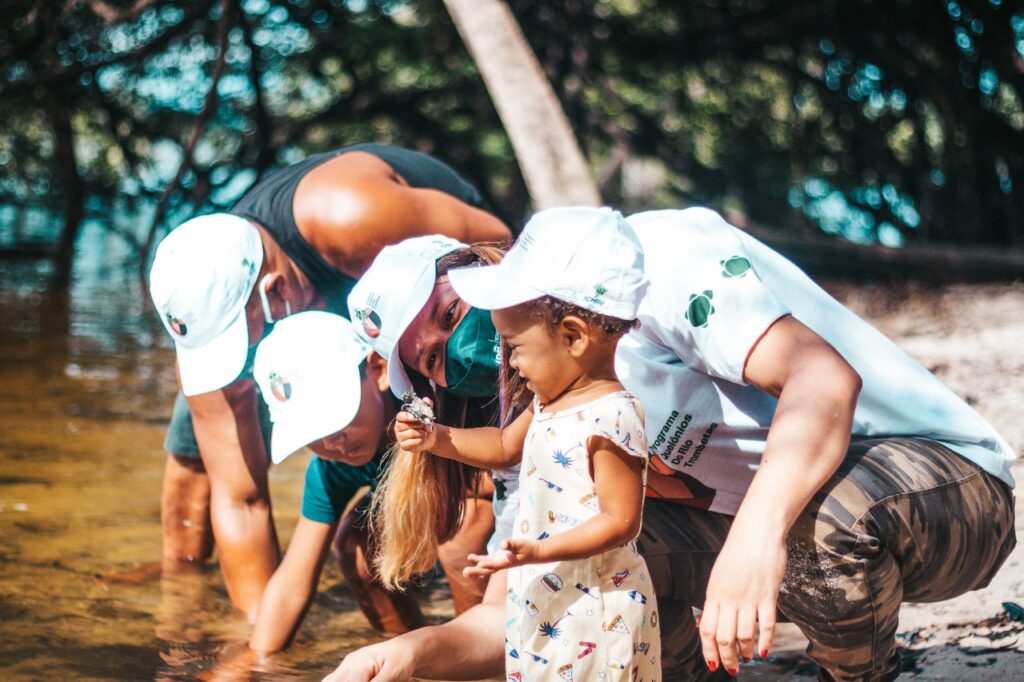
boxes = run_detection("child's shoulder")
[534,389,645,424]
[583,391,649,459]
[589,389,644,414]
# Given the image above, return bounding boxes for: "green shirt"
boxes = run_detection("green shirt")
[300,454,382,524]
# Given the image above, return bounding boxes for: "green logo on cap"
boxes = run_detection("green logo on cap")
[583,283,607,308]
[241,257,257,277]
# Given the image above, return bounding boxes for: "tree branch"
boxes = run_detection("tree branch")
[85,0,164,25]
[47,87,85,285]
[140,0,234,261]
[0,0,213,97]
[238,8,274,179]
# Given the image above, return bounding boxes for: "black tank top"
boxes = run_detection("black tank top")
[230,143,487,314]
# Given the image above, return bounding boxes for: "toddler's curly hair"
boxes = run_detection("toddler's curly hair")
[498,296,639,423]
[521,295,640,338]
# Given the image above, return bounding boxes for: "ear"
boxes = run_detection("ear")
[365,350,390,392]
[262,270,285,295]
[559,315,590,358]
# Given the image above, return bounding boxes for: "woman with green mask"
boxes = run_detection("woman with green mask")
[346,235,515,592]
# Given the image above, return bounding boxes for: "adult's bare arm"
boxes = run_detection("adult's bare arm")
[322,569,508,682]
[250,516,336,652]
[294,152,511,277]
[188,376,280,619]
[697,315,862,674]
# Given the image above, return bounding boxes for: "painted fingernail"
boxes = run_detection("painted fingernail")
[743,656,750,663]
[728,668,737,677]
[707,660,717,672]
[760,648,769,659]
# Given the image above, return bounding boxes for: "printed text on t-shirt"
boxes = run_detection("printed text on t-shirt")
[651,410,719,468]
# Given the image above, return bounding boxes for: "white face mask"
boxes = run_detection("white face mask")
[259,274,292,324]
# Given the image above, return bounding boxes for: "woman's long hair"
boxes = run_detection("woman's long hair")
[370,242,511,589]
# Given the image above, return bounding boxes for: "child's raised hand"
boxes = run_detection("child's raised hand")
[394,401,437,453]
[462,538,538,578]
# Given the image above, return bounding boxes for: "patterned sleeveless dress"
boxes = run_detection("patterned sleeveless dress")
[505,391,661,681]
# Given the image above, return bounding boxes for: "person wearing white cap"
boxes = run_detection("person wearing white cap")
[244,311,420,653]
[346,235,517,594]
[148,143,510,619]
[242,311,496,653]
[391,209,661,681]
[326,206,1015,682]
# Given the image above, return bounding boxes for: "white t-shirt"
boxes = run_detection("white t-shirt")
[613,208,1016,516]
[489,463,521,553]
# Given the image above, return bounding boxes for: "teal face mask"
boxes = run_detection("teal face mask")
[444,306,500,398]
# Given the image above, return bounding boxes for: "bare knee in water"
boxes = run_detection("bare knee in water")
[161,454,213,566]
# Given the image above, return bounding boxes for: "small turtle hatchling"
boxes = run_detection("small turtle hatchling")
[401,391,435,428]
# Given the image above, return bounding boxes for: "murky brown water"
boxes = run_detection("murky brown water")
[0,224,444,680]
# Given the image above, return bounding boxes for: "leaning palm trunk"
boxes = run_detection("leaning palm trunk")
[443,0,601,209]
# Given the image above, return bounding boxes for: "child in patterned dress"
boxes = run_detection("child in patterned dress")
[395,208,661,681]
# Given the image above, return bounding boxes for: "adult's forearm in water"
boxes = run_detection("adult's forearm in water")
[189,380,280,618]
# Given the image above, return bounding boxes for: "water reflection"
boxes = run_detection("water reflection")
[0,225,412,679]
[152,571,303,680]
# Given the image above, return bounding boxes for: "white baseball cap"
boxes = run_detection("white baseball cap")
[448,207,648,319]
[149,213,263,396]
[347,235,465,398]
[253,311,371,463]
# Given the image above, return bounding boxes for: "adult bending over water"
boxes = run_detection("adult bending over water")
[247,312,441,649]
[328,207,1015,681]
[147,144,510,619]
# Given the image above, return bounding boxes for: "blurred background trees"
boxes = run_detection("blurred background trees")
[444,0,602,209]
[1,0,1022,283]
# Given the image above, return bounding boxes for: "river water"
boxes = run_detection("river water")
[0,224,443,680]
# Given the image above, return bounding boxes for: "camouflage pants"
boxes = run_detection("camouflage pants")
[637,438,1017,682]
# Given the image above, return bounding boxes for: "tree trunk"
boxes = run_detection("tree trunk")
[48,90,85,286]
[443,0,601,210]
[743,221,1024,284]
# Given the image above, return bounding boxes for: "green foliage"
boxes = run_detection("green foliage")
[0,0,1022,259]
[508,0,1024,245]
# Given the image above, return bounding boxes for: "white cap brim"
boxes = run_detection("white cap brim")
[347,235,467,400]
[384,266,446,399]
[268,367,362,463]
[448,265,546,311]
[386,355,415,400]
[176,309,251,396]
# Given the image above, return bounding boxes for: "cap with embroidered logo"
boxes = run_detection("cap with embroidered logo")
[448,206,648,319]
[253,311,371,463]
[347,235,465,398]
[149,213,263,396]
